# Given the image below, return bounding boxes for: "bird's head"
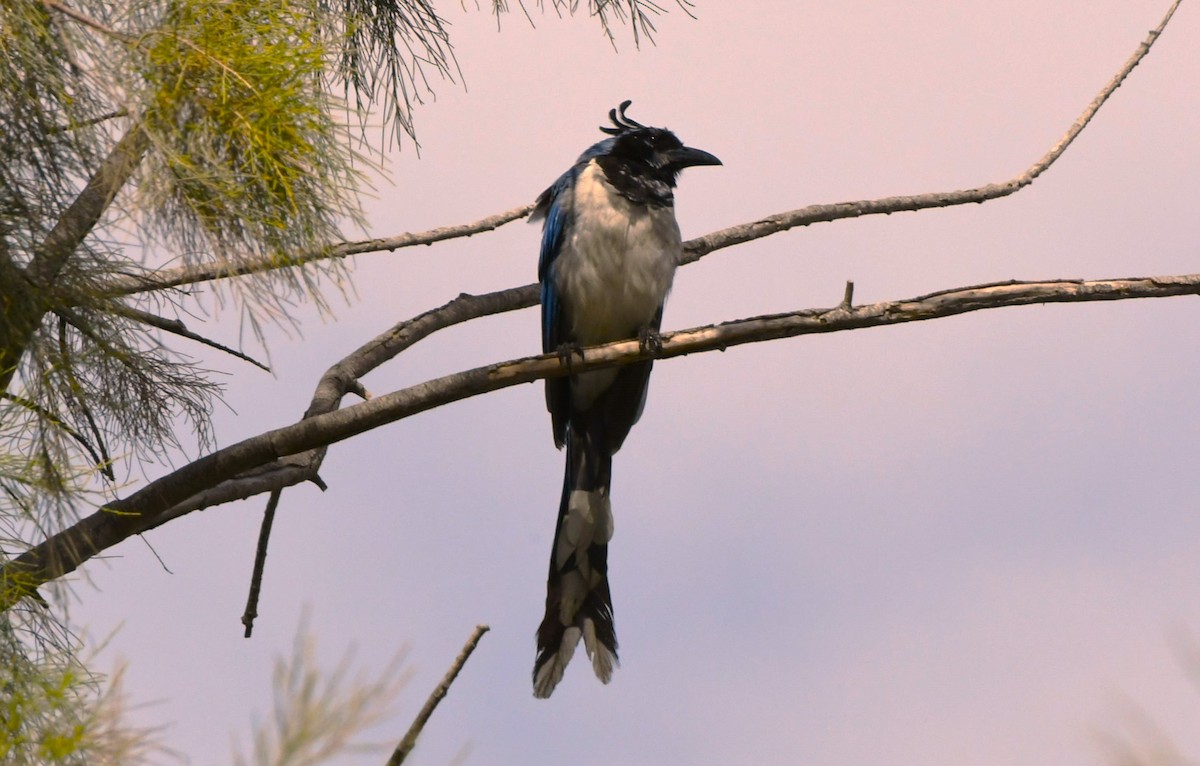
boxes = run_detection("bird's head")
[530,101,721,217]
[596,100,722,188]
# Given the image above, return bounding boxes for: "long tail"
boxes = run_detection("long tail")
[532,428,618,698]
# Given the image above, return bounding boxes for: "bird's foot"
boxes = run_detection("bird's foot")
[556,342,585,371]
[638,327,663,355]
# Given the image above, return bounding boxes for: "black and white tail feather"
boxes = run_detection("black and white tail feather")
[533,430,618,699]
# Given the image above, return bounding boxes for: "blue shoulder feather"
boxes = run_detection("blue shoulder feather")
[533,167,578,353]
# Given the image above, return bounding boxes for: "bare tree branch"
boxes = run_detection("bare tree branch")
[26,124,149,293]
[1,124,149,392]
[241,488,282,638]
[40,0,130,39]
[106,204,534,297]
[4,270,1200,609]
[387,624,490,766]
[46,109,131,135]
[133,459,322,534]
[134,285,538,535]
[106,307,272,372]
[101,0,1182,297]
[680,0,1182,265]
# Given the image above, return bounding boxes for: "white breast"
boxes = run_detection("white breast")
[552,161,680,347]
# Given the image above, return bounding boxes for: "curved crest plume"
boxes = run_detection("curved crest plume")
[599,100,646,135]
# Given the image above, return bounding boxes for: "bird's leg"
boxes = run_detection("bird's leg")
[556,342,585,372]
[637,326,663,355]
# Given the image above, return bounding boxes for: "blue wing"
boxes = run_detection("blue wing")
[535,177,571,353]
[532,167,579,447]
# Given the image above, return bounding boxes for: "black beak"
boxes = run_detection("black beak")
[665,145,722,171]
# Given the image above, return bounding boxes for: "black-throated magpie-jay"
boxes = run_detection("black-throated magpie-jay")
[531,101,721,697]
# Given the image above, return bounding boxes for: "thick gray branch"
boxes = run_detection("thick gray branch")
[1,125,149,392]
[3,271,1199,608]
[131,284,540,535]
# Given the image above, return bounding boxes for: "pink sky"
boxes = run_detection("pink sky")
[76,2,1200,763]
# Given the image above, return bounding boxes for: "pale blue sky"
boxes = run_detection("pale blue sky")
[76,2,1200,764]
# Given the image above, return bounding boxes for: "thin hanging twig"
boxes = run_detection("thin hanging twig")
[241,488,282,637]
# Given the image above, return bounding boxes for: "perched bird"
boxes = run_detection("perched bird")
[531,101,721,698]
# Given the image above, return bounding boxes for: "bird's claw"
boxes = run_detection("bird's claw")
[556,342,585,371]
[638,327,663,355]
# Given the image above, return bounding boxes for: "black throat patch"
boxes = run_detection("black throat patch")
[594,155,676,207]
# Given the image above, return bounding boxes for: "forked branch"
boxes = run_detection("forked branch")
[0,0,1185,609]
[3,271,1199,608]
[105,0,1184,292]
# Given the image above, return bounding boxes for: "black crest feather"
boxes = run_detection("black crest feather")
[599,100,646,136]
